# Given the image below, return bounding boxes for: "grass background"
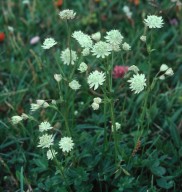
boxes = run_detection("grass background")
[0,0,182,191]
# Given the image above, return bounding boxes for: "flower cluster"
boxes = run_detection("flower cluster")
[144,15,164,29]
[113,66,128,79]
[91,97,102,110]
[128,74,147,94]
[105,30,123,51]
[78,62,88,73]
[59,9,76,20]
[61,48,78,65]
[69,80,81,90]
[59,137,74,153]
[41,38,57,49]
[88,70,106,90]
[112,122,121,132]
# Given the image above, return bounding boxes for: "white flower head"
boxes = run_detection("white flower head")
[59,137,74,153]
[21,113,28,120]
[87,70,106,90]
[165,68,174,76]
[39,121,53,132]
[128,74,147,94]
[74,110,78,115]
[144,15,164,29]
[122,42,131,51]
[47,149,57,160]
[123,5,132,18]
[93,97,102,104]
[82,48,90,56]
[140,35,146,42]
[59,9,76,20]
[91,32,101,42]
[61,48,78,65]
[11,116,23,125]
[91,102,99,110]
[92,41,111,58]
[69,80,81,90]
[160,64,169,72]
[30,103,40,112]
[159,75,165,80]
[36,100,49,108]
[41,38,57,49]
[54,74,62,82]
[72,31,93,49]
[78,62,88,73]
[105,30,123,50]
[37,134,54,148]
[112,122,121,132]
[22,0,29,5]
[128,65,139,74]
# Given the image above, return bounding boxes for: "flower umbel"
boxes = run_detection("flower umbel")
[47,149,57,160]
[88,70,106,90]
[59,137,74,153]
[144,15,164,28]
[78,62,88,73]
[39,121,53,132]
[105,30,123,47]
[37,134,54,148]
[128,74,146,94]
[41,38,57,49]
[11,116,23,125]
[61,48,78,65]
[92,41,111,58]
[69,80,81,90]
[59,9,76,20]
[72,31,93,49]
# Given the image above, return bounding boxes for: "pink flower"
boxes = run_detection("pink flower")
[112,65,128,79]
[30,36,40,45]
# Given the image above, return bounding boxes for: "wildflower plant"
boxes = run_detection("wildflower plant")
[9,7,177,191]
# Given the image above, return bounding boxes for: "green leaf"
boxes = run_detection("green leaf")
[156,178,174,189]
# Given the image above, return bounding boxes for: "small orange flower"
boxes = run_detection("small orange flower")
[55,0,63,7]
[0,32,5,42]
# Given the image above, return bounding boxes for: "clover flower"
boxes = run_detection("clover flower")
[113,66,128,79]
[47,149,57,160]
[128,74,146,94]
[39,121,53,132]
[59,9,76,20]
[91,32,101,42]
[72,31,93,49]
[61,48,78,65]
[41,38,57,49]
[69,80,81,90]
[87,70,106,90]
[92,41,111,58]
[144,15,164,28]
[112,122,121,132]
[78,62,88,73]
[59,137,74,153]
[91,102,99,110]
[54,74,62,82]
[105,30,123,46]
[37,134,54,148]
[11,115,23,125]
[122,42,131,51]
